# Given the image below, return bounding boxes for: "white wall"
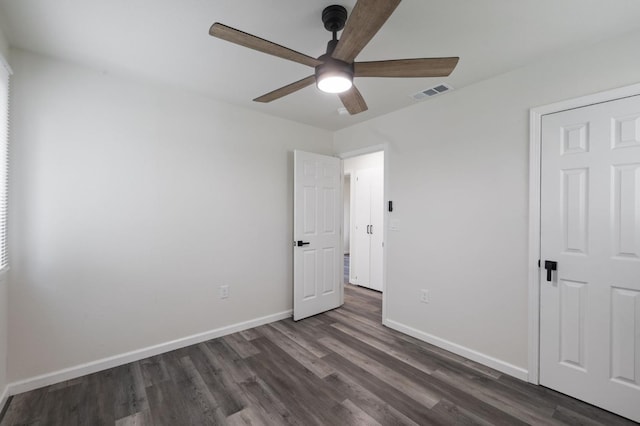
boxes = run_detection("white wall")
[343,151,384,176]
[7,49,332,383]
[334,29,640,373]
[0,21,9,407]
[0,18,8,60]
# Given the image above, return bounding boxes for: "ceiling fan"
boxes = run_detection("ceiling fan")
[209,0,459,115]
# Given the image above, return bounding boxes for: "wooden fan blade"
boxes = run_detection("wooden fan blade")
[254,75,316,103]
[355,57,459,78]
[210,23,322,68]
[338,86,368,115]
[332,0,401,63]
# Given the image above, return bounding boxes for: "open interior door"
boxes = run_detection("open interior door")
[293,150,343,321]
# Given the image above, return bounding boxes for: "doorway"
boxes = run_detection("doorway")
[342,150,385,298]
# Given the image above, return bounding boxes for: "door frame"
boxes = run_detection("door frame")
[338,144,388,323]
[527,82,640,384]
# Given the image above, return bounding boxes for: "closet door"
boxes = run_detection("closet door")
[352,169,371,286]
[539,96,640,422]
[368,167,384,291]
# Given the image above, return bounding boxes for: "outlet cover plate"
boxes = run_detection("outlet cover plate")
[220,285,229,299]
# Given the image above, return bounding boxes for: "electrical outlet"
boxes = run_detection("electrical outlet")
[420,289,429,303]
[219,285,229,299]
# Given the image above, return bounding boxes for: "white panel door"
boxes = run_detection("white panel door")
[540,95,640,422]
[293,150,343,321]
[352,169,372,286]
[369,167,384,292]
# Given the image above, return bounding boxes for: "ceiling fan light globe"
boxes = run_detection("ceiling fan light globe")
[317,74,353,93]
[315,58,355,94]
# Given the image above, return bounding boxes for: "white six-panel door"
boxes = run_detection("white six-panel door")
[293,150,343,321]
[540,95,640,422]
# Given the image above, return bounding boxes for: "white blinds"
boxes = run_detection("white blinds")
[0,56,10,271]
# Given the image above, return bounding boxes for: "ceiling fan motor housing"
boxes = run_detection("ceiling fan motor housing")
[315,58,354,79]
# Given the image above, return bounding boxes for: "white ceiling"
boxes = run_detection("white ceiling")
[1,0,640,130]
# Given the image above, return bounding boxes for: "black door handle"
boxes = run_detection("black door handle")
[366,225,370,234]
[544,260,557,282]
[370,224,373,234]
[296,241,310,246]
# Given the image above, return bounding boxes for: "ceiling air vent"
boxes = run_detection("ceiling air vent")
[411,83,454,101]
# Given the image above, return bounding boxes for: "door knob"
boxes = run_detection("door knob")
[544,260,557,282]
[296,241,310,246]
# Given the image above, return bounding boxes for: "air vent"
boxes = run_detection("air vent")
[411,83,454,101]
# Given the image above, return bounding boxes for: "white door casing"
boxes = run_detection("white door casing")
[293,150,343,321]
[539,95,640,422]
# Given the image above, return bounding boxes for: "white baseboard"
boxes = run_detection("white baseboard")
[0,385,8,413]
[7,310,292,396]
[383,318,528,381]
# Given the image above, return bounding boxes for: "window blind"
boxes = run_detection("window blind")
[0,55,11,271]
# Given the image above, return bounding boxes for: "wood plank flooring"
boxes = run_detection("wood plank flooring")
[1,285,636,425]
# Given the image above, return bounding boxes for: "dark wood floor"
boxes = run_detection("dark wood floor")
[1,285,635,425]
